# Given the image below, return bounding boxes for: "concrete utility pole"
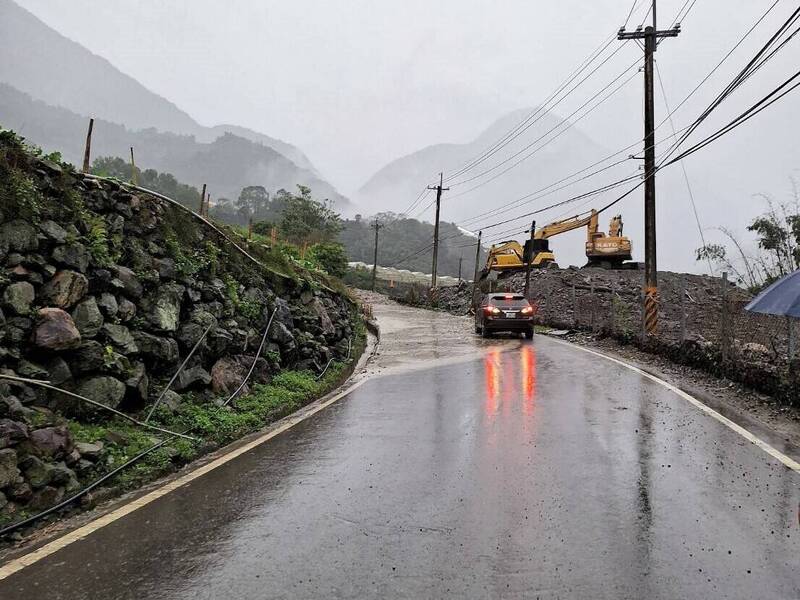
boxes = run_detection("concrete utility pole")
[199,183,207,215]
[129,147,137,186]
[458,256,463,282]
[618,0,679,336]
[82,118,94,173]
[371,218,382,291]
[473,230,483,283]
[524,220,536,298]
[427,173,450,288]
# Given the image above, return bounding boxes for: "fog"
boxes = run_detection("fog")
[15,0,800,272]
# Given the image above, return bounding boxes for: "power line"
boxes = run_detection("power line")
[449,2,795,260]
[469,0,790,241]
[448,58,640,188]
[441,34,622,183]
[440,0,653,184]
[657,5,800,166]
[445,66,640,200]
[654,60,711,274]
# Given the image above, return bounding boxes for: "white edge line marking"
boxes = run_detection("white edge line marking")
[546,336,800,473]
[0,376,372,581]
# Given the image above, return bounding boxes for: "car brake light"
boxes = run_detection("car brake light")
[504,294,513,299]
[484,305,501,314]
[521,306,535,315]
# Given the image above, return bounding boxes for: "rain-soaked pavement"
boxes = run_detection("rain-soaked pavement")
[0,298,798,599]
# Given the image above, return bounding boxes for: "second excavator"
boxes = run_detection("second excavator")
[481,209,633,278]
[528,209,632,269]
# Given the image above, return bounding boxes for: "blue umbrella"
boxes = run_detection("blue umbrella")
[745,269,800,318]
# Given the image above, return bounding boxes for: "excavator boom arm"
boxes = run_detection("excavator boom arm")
[534,210,598,241]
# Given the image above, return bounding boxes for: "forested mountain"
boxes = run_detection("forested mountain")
[0,0,196,135]
[0,0,347,208]
[0,84,350,208]
[339,214,487,278]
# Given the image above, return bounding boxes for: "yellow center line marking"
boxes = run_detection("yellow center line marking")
[0,376,372,581]
[546,336,800,473]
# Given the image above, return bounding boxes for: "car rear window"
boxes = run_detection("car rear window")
[487,294,529,308]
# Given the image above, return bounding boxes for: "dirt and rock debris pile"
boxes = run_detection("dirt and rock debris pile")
[0,131,359,525]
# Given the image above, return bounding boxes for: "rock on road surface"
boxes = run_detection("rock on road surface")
[0,296,798,599]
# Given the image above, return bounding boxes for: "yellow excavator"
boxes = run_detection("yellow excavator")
[531,209,632,268]
[481,210,632,277]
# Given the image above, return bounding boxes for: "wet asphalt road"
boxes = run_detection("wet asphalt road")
[0,302,798,599]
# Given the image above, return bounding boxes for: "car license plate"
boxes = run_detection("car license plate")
[504,311,516,318]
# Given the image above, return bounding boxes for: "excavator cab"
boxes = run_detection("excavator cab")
[485,241,525,272]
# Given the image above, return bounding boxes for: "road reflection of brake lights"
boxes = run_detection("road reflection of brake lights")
[484,349,501,415]
[521,345,537,415]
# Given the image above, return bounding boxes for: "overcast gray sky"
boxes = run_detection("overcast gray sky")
[17,1,800,273]
[17,1,783,190]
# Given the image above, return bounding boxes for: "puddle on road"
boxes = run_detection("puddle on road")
[364,297,522,377]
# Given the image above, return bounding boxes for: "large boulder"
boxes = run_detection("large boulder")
[117,298,137,322]
[45,357,72,385]
[268,322,296,350]
[311,298,336,336]
[0,419,29,447]
[132,332,179,364]
[125,361,149,405]
[176,322,208,350]
[30,425,73,459]
[210,355,270,395]
[273,298,294,328]
[2,281,35,316]
[29,486,64,509]
[23,456,53,488]
[40,270,89,308]
[52,242,90,273]
[74,441,103,460]
[174,366,212,391]
[0,220,38,254]
[97,292,118,318]
[71,297,104,337]
[39,220,68,244]
[113,266,143,299]
[146,283,184,332]
[75,376,126,409]
[102,323,138,354]
[32,308,81,351]
[0,448,19,488]
[70,341,106,373]
[210,356,248,395]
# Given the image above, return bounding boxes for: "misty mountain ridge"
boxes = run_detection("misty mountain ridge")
[0,84,349,207]
[357,107,609,225]
[0,0,344,206]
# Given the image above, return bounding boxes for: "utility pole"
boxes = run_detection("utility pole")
[458,255,463,282]
[473,230,483,284]
[371,218,382,291]
[199,183,207,215]
[427,173,449,288]
[618,0,679,336]
[129,147,137,186]
[82,118,94,173]
[524,220,536,298]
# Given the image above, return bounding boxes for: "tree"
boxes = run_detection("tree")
[696,180,800,291]
[236,186,270,222]
[91,156,202,211]
[309,242,348,277]
[279,185,341,244]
